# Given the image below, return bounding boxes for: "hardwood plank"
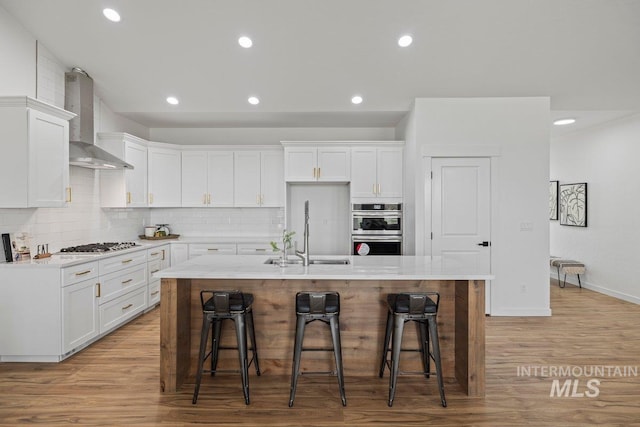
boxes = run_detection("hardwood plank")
[1,279,640,426]
[455,279,486,396]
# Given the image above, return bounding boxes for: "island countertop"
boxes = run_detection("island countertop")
[154,254,494,281]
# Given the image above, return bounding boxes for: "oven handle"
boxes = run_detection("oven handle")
[352,211,402,217]
[352,235,403,242]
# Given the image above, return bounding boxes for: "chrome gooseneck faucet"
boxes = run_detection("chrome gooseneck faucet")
[295,200,310,266]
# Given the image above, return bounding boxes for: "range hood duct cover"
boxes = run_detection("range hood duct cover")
[65,68,133,169]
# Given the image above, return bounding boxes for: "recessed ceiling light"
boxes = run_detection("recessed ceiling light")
[103,8,121,22]
[351,95,363,105]
[248,96,260,105]
[398,35,413,47]
[238,36,253,48]
[166,96,179,105]
[553,118,576,126]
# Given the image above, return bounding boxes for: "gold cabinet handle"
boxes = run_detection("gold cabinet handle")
[377,184,381,195]
[161,249,165,261]
[261,194,264,205]
[151,269,160,274]
[122,303,133,310]
[121,259,133,264]
[207,248,219,251]
[75,270,92,276]
[127,192,132,204]
[96,283,101,297]
[313,167,317,178]
[121,278,133,284]
[317,167,320,178]
[256,194,260,205]
[150,252,160,256]
[149,193,154,204]
[150,291,159,296]
[207,193,211,204]
[66,187,72,203]
[373,184,376,194]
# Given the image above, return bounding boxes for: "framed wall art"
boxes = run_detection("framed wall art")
[549,181,558,220]
[559,183,587,227]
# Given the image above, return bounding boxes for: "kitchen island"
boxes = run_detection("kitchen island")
[156,255,493,397]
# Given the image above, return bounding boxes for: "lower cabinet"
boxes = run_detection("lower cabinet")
[147,244,170,308]
[62,278,100,354]
[99,286,147,334]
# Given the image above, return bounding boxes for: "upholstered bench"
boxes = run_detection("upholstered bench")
[550,257,585,288]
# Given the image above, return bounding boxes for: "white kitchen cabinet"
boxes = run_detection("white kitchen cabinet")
[188,243,236,258]
[236,242,273,255]
[147,244,170,308]
[284,145,350,182]
[148,146,181,207]
[0,97,74,208]
[351,145,403,200]
[182,151,234,207]
[170,243,189,266]
[97,132,148,208]
[62,277,100,353]
[234,150,284,207]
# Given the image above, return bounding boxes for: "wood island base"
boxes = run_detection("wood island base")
[160,278,485,397]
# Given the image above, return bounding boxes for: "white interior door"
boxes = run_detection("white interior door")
[431,157,491,272]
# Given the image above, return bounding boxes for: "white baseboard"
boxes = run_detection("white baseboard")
[490,307,552,316]
[549,272,640,305]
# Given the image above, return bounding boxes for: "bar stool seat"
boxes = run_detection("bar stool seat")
[289,291,346,407]
[379,292,446,407]
[192,290,260,405]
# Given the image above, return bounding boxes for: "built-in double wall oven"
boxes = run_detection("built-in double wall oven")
[352,203,402,255]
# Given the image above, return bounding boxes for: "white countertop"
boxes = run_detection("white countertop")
[154,254,494,281]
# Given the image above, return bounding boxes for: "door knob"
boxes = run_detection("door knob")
[477,241,491,247]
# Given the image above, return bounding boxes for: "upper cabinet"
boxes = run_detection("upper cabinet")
[283,144,351,182]
[181,151,234,207]
[148,145,181,207]
[97,133,148,208]
[0,97,74,208]
[351,145,403,201]
[234,150,284,207]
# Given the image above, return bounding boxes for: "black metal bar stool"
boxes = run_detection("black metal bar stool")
[289,291,347,407]
[379,292,446,407]
[192,290,260,405]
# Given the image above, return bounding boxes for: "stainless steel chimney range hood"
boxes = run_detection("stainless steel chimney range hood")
[65,68,133,170]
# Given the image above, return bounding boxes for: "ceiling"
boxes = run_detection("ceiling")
[2,0,639,135]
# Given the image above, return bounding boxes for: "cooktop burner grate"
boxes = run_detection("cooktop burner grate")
[59,242,139,253]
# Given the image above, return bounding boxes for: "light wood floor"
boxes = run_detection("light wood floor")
[1,281,639,426]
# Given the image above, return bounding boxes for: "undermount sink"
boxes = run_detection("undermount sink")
[264,258,350,265]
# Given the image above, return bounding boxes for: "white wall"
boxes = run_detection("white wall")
[96,97,150,141]
[394,104,416,255]
[0,4,36,97]
[551,113,640,304]
[398,97,551,316]
[150,127,395,145]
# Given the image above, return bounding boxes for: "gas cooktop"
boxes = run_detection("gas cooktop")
[59,242,139,253]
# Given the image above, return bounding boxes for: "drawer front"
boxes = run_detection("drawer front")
[62,261,99,287]
[189,243,236,258]
[99,250,147,276]
[99,264,147,304]
[148,259,161,282]
[237,243,272,255]
[99,287,147,334]
[147,245,168,262]
[148,280,160,307]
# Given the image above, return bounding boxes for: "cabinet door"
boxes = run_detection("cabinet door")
[350,148,377,198]
[234,151,261,206]
[170,243,189,265]
[28,109,69,207]
[148,147,181,207]
[181,151,209,207]
[285,147,317,181]
[317,147,350,181]
[260,151,284,207]
[62,278,99,353]
[376,147,403,198]
[124,141,148,207]
[208,152,234,206]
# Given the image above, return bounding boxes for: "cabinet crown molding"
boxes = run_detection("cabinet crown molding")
[0,96,75,121]
[281,140,404,147]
